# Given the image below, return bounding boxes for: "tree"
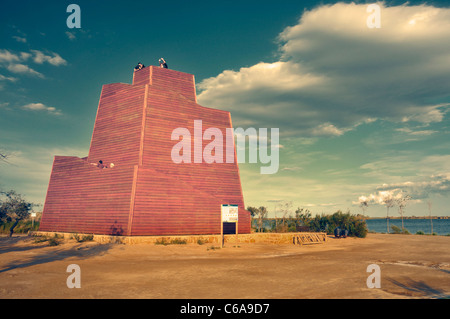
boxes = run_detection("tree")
[256,206,268,233]
[278,201,293,232]
[246,206,259,218]
[294,207,311,229]
[395,193,411,231]
[0,190,33,236]
[380,192,395,233]
[359,199,369,215]
[427,200,433,234]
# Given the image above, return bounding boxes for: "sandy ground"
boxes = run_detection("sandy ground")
[0,233,449,299]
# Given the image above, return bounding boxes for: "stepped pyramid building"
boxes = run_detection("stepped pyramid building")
[40,65,251,236]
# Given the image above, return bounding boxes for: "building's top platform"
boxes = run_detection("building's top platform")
[132,65,197,102]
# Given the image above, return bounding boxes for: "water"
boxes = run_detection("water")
[366,218,450,235]
[251,218,450,235]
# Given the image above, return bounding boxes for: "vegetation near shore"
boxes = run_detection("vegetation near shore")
[249,206,368,238]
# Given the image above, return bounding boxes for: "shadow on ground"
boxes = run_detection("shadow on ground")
[387,277,449,299]
[0,236,48,255]
[0,236,114,274]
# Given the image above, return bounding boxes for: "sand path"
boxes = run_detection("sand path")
[0,233,449,299]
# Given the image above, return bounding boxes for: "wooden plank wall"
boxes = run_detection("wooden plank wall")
[87,83,146,166]
[134,85,250,234]
[131,167,222,235]
[133,66,196,102]
[132,66,152,86]
[39,156,134,235]
[40,66,251,236]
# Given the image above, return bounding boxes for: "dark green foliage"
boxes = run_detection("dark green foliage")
[0,219,39,234]
[0,190,32,221]
[32,234,61,246]
[248,206,269,232]
[155,238,169,245]
[247,206,259,218]
[0,190,39,236]
[72,233,94,242]
[252,209,368,238]
[307,211,368,238]
[47,238,60,246]
[391,225,410,234]
[170,238,187,245]
[155,237,187,245]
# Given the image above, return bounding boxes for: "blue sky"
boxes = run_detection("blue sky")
[1,1,450,217]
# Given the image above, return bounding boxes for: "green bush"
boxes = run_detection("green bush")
[391,225,401,234]
[391,225,410,234]
[170,238,187,245]
[72,233,94,242]
[47,238,60,246]
[155,238,169,245]
[33,234,62,246]
[308,211,368,238]
[197,238,207,245]
[416,230,425,235]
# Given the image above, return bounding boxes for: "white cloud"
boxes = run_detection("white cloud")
[0,49,21,63]
[311,123,346,137]
[6,63,44,78]
[19,52,31,60]
[0,74,17,82]
[30,50,67,66]
[197,3,450,137]
[65,31,76,41]
[12,36,27,43]
[395,127,437,136]
[357,152,450,202]
[375,173,450,199]
[0,49,67,78]
[401,104,450,124]
[22,103,62,115]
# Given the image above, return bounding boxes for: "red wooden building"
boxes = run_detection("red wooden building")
[39,65,251,236]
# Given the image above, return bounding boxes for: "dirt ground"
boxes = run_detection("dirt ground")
[0,233,449,299]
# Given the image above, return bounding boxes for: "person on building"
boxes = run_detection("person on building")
[97,160,107,169]
[134,62,145,71]
[159,58,168,69]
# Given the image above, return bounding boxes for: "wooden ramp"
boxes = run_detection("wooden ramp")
[293,232,327,245]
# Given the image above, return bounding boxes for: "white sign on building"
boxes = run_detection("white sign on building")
[221,204,238,222]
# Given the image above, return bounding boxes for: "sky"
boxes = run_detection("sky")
[1,0,450,218]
